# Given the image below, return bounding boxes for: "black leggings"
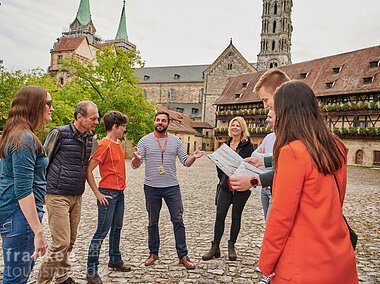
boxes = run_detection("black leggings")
[213,188,251,244]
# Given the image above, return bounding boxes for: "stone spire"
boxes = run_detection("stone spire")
[115,0,128,40]
[257,0,293,71]
[75,0,92,26]
[65,0,99,43]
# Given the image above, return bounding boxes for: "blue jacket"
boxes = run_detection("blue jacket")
[46,123,93,196]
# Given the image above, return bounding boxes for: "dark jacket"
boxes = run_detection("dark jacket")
[46,124,93,196]
[216,137,255,194]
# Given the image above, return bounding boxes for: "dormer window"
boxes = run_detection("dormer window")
[332,67,341,74]
[325,82,335,89]
[143,75,150,81]
[242,82,249,88]
[299,72,308,79]
[363,77,373,85]
[174,74,180,79]
[235,93,241,99]
[369,61,379,68]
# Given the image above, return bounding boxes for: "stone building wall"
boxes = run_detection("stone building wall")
[205,56,254,95]
[139,82,204,104]
[344,139,380,166]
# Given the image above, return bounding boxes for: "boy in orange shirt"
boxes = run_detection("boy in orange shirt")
[86,111,130,284]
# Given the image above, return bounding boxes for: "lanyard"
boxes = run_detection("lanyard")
[154,132,168,164]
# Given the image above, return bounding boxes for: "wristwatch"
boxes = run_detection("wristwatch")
[250,176,259,187]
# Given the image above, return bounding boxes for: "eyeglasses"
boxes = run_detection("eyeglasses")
[46,100,53,109]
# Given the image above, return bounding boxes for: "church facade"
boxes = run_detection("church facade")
[48,0,380,165]
[48,0,135,85]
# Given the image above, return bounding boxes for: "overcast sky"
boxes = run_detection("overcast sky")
[1,0,379,71]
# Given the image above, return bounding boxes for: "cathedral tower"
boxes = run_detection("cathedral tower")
[257,0,293,71]
[109,0,136,52]
[62,0,101,44]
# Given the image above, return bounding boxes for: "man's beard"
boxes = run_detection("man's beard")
[155,125,168,133]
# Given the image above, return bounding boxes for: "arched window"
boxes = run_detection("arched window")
[274,3,278,14]
[273,20,277,33]
[272,40,275,50]
[169,89,176,102]
[355,150,363,164]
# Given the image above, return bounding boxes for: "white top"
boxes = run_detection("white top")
[252,133,276,157]
[137,132,188,188]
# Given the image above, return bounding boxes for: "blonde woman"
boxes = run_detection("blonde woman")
[203,116,255,261]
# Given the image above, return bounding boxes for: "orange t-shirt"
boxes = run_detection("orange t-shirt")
[91,138,126,191]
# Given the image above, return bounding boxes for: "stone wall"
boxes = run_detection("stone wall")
[343,139,380,166]
[139,82,204,104]
[205,57,254,95]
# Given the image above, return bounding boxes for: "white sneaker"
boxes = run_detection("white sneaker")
[255,266,261,272]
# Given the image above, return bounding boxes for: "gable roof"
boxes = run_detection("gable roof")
[136,65,208,83]
[157,106,198,134]
[52,36,88,52]
[216,45,380,105]
[191,121,213,129]
[203,40,256,75]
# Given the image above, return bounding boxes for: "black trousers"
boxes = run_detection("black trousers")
[213,188,251,244]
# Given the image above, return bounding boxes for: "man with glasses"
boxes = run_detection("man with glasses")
[38,101,99,284]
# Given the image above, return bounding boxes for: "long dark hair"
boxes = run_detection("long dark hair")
[0,86,48,157]
[273,81,346,174]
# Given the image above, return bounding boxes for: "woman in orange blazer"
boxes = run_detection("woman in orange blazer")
[258,81,358,284]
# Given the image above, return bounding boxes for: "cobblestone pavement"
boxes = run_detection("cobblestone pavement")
[1,157,379,283]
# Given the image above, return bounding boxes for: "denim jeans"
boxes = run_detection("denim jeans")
[144,184,188,259]
[0,209,43,284]
[87,188,125,275]
[261,187,272,222]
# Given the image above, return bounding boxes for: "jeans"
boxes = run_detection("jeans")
[144,184,188,259]
[0,209,43,284]
[261,187,272,222]
[214,189,251,243]
[87,188,125,275]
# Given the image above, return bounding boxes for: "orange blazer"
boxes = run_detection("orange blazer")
[258,140,357,284]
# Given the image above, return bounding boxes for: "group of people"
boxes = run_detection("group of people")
[0,88,204,284]
[0,67,358,284]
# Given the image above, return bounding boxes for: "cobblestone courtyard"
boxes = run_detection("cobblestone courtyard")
[1,157,379,283]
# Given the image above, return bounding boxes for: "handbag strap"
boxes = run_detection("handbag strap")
[333,174,340,196]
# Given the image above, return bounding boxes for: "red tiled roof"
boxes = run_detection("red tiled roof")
[216,45,380,105]
[157,106,198,134]
[52,36,87,52]
[191,121,213,129]
[93,42,114,49]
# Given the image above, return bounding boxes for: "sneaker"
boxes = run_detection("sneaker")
[108,261,131,272]
[60,277,77,284]
[255,266,261,272]
[86,273,103,284]
[258,275,271,284]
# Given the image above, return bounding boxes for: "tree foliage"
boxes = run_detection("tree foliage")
[63,47,155,144]
[0,60,60,131]
[1,47,155,144]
